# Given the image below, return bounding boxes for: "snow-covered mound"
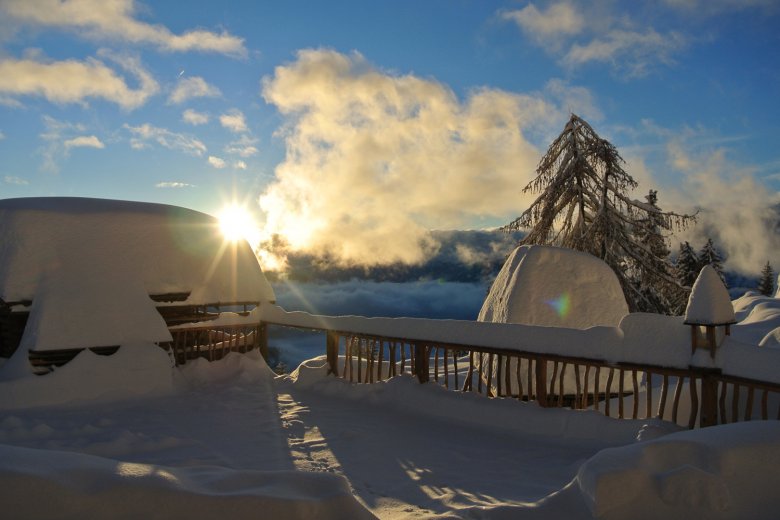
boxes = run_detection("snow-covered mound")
[0,343,175,409]
[0,444,374,520]
[731,291,780,346]
[576,421,780,519]
[479,245,628,329]
[0,197,275,304]
[685,265,735,325]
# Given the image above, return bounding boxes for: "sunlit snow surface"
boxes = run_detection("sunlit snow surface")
[1,348,779,519]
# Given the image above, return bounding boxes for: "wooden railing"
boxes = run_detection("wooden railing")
[164,323,267,365]
[266,323,780,429]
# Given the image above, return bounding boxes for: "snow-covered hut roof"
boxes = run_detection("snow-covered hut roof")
[684,265,735,325]
[478,245,628,329]
[0,197,275,305]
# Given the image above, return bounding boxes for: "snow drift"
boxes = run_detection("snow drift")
[0,444,374,520]
[479,245,628,329]
[577,421,780,519]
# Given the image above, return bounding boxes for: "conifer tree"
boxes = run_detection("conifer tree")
[758,261,775,296]
[698,238,726,287]
[503,114,694,313]
[632,190,687,313]
[675,241,700,287]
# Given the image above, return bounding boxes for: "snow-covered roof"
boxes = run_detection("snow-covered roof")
[684,265,735,325]
[478,245,628,329]
[0,197,275,305]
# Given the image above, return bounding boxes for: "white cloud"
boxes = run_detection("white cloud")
[233,160,247,170]
[219,109,248,133]
[563,28,686,77]
[181,108,209,125]
[208,155,226,169]
[168,76,221,104]
[0,130,5,139]
[0,51,159,110]
[4,175,28,185]
[258,49,578,267]
[501,2,584,49]
[124,123,206,156]
[63,135,104,150]
[156,181,195,188]
[502,2,687,76]
[224,134,258,157]
[618,122,780,274]
[662,141,780,274]
[38,116,105,171]
[543,78,602,122]
[0,0,246,57]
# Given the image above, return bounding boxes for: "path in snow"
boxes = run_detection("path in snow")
[1,369,617,519]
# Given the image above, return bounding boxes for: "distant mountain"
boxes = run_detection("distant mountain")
[266,230,524,283]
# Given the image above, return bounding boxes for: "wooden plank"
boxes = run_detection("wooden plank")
[558,363,566,408]
[745,386,755,421]
[505,355,512,397]
[605,368,614,417]
[645,372,653,419]
[658,374,669,419]
[535,358,548,407]
[671,376,684,424]
[762,390,769,420]
[443,347,449,389]
[549,361,559,397]
[453,350,459,390]
[486,353,494,397]
[581,365,591,409]
[618,369,625,419]
[688,376,698,429]
[632,369,639,419]
[574,364,582,409]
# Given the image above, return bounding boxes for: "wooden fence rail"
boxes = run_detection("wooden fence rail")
[266,322,780,429]
[165,323,266,365]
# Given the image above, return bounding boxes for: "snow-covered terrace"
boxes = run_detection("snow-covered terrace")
[0,197,275,372]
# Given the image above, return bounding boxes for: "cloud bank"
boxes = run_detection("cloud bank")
[258,49,578,267]
[168,76,221,104]
[0,52,158,110]
[0,0,246,57]
[502,1,687,77]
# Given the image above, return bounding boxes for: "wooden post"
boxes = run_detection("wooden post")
[326,331,339,377]
[699,369,720,427]
[535,357,549,407]
[414,343,429,383]
[257,323,269,362]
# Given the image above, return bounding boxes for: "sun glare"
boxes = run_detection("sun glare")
[218,204,258,245]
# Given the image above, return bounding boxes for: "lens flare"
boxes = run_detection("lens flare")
[545,293,571,318]
[218,204,259,245]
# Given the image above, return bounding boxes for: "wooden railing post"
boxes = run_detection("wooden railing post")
[699,368,721,427]
[414,343,429,383]
[535,357,549,407]
[326,331,339,377]
[258,322,269,362]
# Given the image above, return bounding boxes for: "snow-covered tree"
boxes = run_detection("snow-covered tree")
[698,238,726,287]
[675,241,700,288]
[632,190,687,313]
[758,261,775,296]
[502,114,694,313]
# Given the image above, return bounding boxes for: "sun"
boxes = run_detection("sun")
[218,204,258,245]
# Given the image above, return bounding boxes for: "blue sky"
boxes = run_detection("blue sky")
[0,0,778,272]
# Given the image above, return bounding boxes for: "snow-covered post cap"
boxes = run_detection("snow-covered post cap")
[684,265,736,358]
